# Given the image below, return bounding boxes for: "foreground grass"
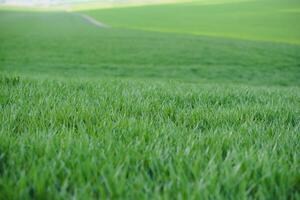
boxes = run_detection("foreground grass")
[1,75,299,199]
[1,1,300,199]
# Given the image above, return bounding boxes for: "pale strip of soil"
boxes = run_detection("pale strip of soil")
[78,13,110,28]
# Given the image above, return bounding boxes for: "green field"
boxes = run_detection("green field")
[0,0,300,199]
[86,0,300,44]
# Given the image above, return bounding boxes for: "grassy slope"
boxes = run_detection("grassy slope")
[0,0,300,199]
[0,11,299,86]
[86,0,300,44]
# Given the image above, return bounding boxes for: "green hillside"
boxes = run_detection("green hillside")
[0,0,299,199]
[86,0,300,44]
[1,10,299,85]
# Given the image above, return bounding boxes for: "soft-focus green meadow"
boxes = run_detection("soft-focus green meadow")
[0,0,300,199]
[86,0,300,44]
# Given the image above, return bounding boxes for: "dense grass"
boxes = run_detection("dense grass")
[1,76,300,199]
[0,0,300,199]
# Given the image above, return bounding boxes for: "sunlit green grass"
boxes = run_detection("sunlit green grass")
[0,0,300,199]
[86,0,300,44]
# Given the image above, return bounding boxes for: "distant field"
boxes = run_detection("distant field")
[0,0,300,199]
[1,10,299,85]
[86,0,300,44]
